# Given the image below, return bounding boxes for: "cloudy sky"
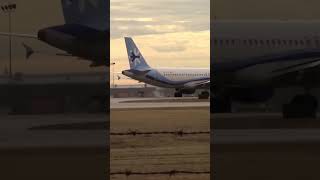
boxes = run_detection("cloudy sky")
[110,0,210,85]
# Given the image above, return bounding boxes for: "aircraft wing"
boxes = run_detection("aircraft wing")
[184,79,210,89]
[226,49,320,88]
[271,58,320,77]
[0,32,37,39]
[270,58,320,87]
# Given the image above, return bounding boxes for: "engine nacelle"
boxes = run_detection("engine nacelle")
[229,87,274,103]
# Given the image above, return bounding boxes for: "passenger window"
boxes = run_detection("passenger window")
[277,39,281,45]
[315,39,320,47]
[231,39,235,45]
[300,40,304,46]
[260,40,264,45]
[266,40,270,46]
[282,40,287,45]
[306,39,311,46]
[214,39,218,46]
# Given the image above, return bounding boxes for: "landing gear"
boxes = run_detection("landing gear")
[282,94,318,118]
[174,91,183,97]
[198,91,210,99]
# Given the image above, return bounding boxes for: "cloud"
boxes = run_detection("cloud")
[111,17,154,22]
[150,40,189,53]
[110,0,210,39]
[151,45,187,53]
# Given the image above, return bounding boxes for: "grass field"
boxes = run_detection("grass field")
[110,107,210,180]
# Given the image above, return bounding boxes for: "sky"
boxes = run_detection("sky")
[110,0,210,85]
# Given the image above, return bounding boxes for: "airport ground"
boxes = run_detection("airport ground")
[110,107,210,180]
[111,97,209,109]
[0,113,107,179]
[212,113,320,180]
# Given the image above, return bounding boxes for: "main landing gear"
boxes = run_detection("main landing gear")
[173,90,210,99]
[198,91,210,99]
[174,91,183,97]
[282,93,318,118]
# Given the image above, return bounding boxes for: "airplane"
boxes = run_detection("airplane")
[0,0,109,67]
[122,37,210,99]
[212,20,320,118]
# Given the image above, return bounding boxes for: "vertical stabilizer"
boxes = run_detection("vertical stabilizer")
[61,0,109,31]
[125,37,151,70]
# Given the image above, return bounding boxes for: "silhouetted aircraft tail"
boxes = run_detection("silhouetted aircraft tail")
[61,0,108,31]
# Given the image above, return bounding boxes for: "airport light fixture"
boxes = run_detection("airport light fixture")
[111,62,116,88]
[1,2,16,79]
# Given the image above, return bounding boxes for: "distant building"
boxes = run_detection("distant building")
[111,86,156,98]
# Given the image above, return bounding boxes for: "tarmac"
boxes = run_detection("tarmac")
[212,113,320,144]
[110,97,209,109]
[212,112,320,180]
[0,114,107,148]
[0,113,107,179]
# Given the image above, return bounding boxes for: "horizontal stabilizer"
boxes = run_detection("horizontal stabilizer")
[0,32,37,39]
[22,43,34,59]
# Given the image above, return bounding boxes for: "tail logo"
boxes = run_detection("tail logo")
[129,48,141,66]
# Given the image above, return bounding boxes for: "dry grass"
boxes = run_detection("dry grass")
[110,107,210,180]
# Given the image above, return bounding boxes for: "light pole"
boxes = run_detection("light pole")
[1,3,16,78]
[111,62,116,88]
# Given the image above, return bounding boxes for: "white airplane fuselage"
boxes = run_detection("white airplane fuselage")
[213,21,320,87]
[123,37,210,95]
[123,68,210,89]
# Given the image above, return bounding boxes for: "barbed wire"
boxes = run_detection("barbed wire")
[110,170,210,177]
[110,130,210,136]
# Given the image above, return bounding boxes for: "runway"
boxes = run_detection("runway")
[0,114,107,179]
[110,97,209,109]
[212,113,320,144]
[0,114,106,148]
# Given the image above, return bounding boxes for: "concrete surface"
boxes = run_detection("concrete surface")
[111,97,209,109]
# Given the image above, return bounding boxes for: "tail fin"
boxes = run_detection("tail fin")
[125,37,151,70]
[61,0,109,31]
